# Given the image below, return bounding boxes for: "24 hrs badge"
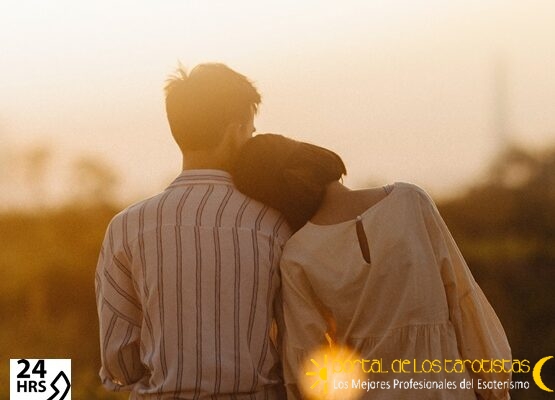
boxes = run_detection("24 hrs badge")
[10,359,71,400]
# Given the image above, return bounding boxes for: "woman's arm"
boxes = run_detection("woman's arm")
[281,258,331,400]
[417,187,512,400]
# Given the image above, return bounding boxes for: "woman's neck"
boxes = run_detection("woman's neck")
[310,181,388,225]
[310,181,352,225]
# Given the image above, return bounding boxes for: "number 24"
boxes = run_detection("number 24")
[17,359,47,379]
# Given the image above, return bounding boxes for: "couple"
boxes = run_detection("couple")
[95,63,511,399]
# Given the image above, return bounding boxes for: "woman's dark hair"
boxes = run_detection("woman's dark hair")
[231,134,347,231]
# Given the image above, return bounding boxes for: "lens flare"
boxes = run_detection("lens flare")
[299,345,365,400]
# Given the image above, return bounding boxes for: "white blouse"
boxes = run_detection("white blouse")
[280,182,512,399]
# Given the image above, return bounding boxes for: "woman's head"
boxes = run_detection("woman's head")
[232,134,347,231]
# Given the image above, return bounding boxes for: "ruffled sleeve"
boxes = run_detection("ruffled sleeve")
[417,187,512,400]
[280,257,332,400]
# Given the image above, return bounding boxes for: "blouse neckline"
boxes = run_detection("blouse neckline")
[305,182,399,228]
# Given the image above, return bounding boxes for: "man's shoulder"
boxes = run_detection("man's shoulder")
[108,186,292,241]
[235,193,293,241]
[107,190,170,227]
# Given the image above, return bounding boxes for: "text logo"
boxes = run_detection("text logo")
[10,359,71,400]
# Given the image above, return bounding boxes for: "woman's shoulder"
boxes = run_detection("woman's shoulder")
[392,181,427,194]
[284,182,436,233]
[361,182,439,223]
[391,181,436,205]
[388,182,444,229]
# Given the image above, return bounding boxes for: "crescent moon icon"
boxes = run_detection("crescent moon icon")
[533,356,554,392]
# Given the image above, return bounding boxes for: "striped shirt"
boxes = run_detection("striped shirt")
[95,170,292,399]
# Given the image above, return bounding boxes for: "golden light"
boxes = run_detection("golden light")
[299,345,366,400]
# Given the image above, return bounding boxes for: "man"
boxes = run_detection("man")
[95,63,291,399]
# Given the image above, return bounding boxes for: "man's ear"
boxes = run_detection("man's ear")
[218,122,243,160]
[226,120,251,150]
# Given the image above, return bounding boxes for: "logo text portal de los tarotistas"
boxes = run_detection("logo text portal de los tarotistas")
[300,347,552,399]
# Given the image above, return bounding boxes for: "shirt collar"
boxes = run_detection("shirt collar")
[166,169,234,189]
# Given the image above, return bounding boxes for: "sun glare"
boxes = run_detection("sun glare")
[300,345,366,400]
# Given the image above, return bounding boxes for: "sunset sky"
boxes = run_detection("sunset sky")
[1,0,555,206]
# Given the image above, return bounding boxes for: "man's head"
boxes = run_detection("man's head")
[165,63,261,162]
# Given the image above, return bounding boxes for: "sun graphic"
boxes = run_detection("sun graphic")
[305,354,329,392]
[299,346,365,400]
[300,348,332,398]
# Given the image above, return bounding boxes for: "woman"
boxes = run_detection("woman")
[232,134,512,400]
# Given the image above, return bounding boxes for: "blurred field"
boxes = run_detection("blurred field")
[0,145,553,399]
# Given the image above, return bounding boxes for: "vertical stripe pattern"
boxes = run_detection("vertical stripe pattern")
[95,170,292,399]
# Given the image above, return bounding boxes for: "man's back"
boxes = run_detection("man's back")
[96,170,291,399]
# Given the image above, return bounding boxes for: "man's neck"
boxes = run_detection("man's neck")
[181,151,230,172]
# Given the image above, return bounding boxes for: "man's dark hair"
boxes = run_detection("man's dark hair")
[165,63,261,151]
[232,134,347,231]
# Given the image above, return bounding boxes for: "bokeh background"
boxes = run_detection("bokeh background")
[1,1,554,399]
